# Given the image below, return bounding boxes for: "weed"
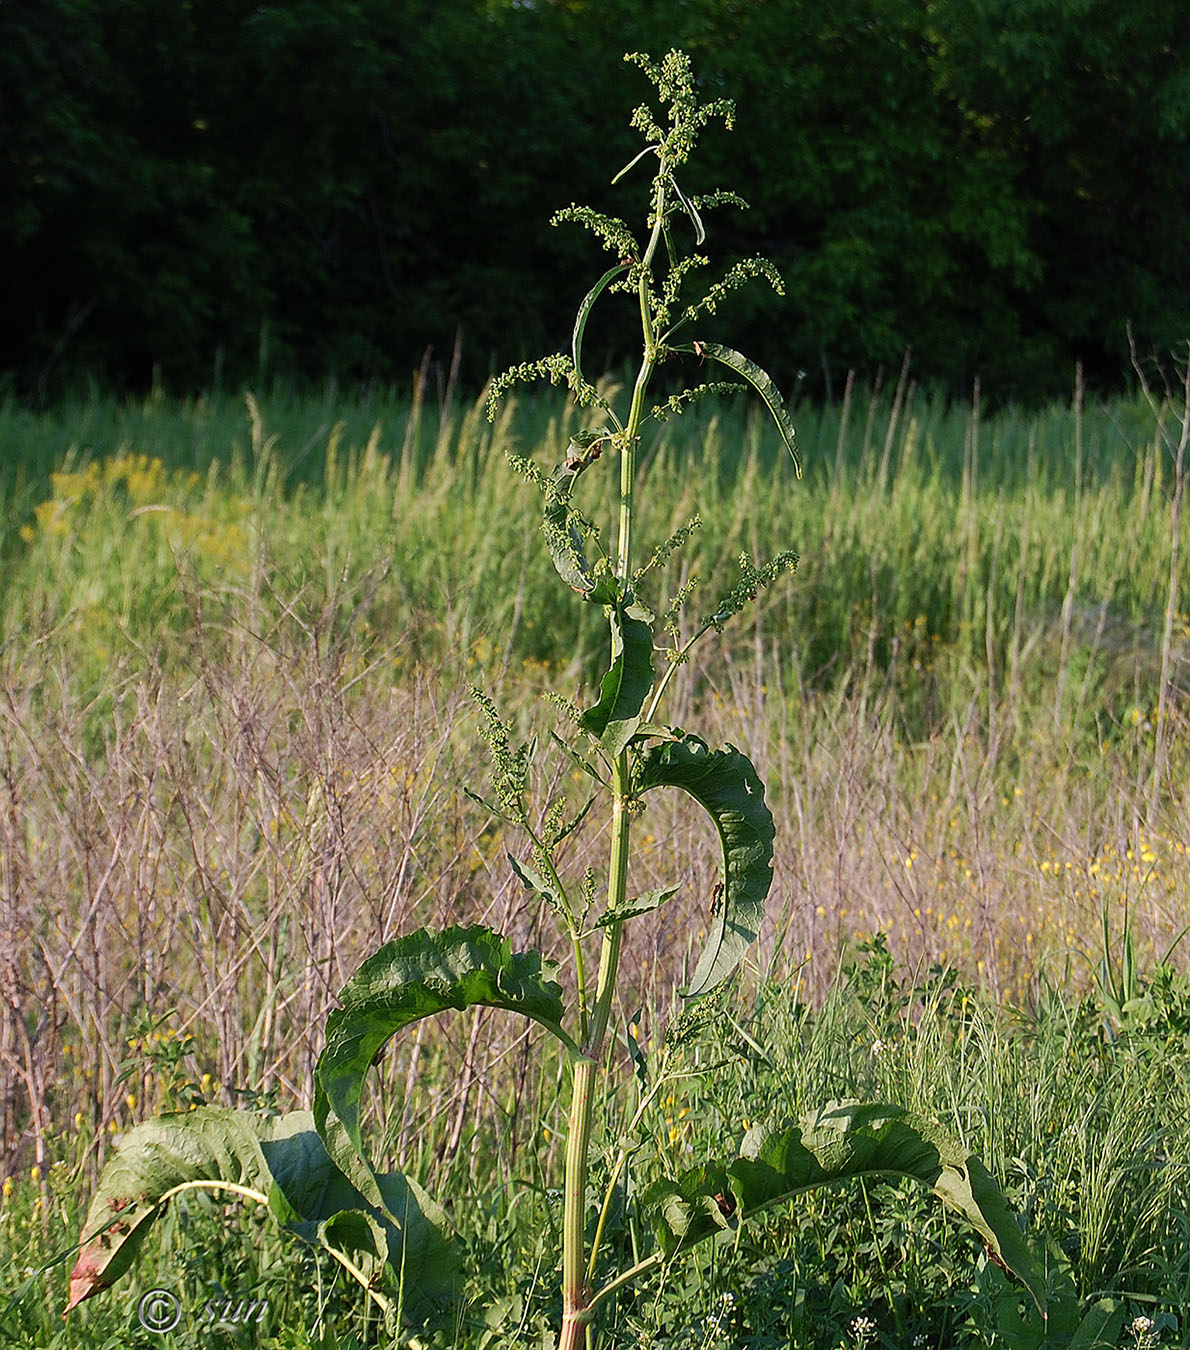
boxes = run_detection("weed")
[57,50,1040,1350]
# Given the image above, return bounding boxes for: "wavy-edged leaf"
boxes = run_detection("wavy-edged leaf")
[543,461,620,604]
[579,604,654,756]
[677,342,800,476]
[573,264,629,387]
[66,1108,457,1322]
[635,735,773,998]
[315,925,569,1211]
[641,1101,1044,1311]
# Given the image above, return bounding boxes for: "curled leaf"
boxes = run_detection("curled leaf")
[66,1108,457,1322]
[314,926,569,1211]
[676,342,799,475]
[635,735,774,998]
[542,460,620,604]
[641,1101,1043,1311]
[573,265,630,387]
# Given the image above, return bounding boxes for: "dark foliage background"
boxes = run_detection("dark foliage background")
[2,0,1188,401]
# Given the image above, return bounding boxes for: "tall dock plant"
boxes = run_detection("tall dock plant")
[66,51,1041,1348]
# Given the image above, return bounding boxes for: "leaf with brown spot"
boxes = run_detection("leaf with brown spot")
[66,1107,456,1323]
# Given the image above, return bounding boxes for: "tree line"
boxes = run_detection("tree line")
[2,0,1187,403]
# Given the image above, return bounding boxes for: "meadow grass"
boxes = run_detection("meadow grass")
[5,953,1190,1347]
[1,375,1189,1345]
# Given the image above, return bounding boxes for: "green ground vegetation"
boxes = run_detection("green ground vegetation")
[4,948,1190,1347]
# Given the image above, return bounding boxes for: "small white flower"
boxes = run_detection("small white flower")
[870,1038,886,1056]
[1130,1315,1159,1350]
[850,1315,876,1345]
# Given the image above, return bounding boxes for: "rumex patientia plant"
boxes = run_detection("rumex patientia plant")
[66,50,1042,1349]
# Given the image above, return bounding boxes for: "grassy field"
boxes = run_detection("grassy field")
[2,371,1190,1347]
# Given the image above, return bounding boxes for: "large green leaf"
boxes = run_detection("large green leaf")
[261,1110,458,1318]
[314,925,568,1210]
[634,735,774,998]
[676,342,800,475]
[66,1107,269,1315]
[66,1107,457,1320]
[579,603,654,756]
[641,1101,1044,1310]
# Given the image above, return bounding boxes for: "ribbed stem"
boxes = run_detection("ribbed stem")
[558,173,665,1350]
[558,769,630,1350]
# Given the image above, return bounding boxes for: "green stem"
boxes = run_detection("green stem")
[616,181,665,586]
[586,1058,680,1283]
[524,818,590,1038]
[559,173,667,1350]
[559,1052,597,1350]
[155,1179,393,1317]
[645,621,713,723]
[588,1251,666,1313]
[157,1179,270,1208]
[559,766,631,1350]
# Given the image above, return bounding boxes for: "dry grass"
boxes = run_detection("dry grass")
[2,365,1189,1193]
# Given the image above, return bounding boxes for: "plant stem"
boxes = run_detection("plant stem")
[559,173,666,1350]
[559,1051,598,1350]
[525,817,590,1038]
[587,1057,684,1283]
[559,763,631,1350]
[588,1251,666,1313]
[616,180,665,586]
[157,1179,270,1207]
[646,620,713,723]
[154,1178,393,1316]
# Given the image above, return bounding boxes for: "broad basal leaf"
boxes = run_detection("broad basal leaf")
[579,603,654,756]
[641,1100,1044,1311]
[315,925,567,1210]
[66,1107,270,1315]
[66,1107,457,1321]
[262,1110,458,1318]
[635,735,774,998]
[677,343,800,475]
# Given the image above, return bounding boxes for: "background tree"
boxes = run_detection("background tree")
[1,0,1186,401]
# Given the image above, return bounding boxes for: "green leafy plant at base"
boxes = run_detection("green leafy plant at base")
[65,50,1041,1349]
